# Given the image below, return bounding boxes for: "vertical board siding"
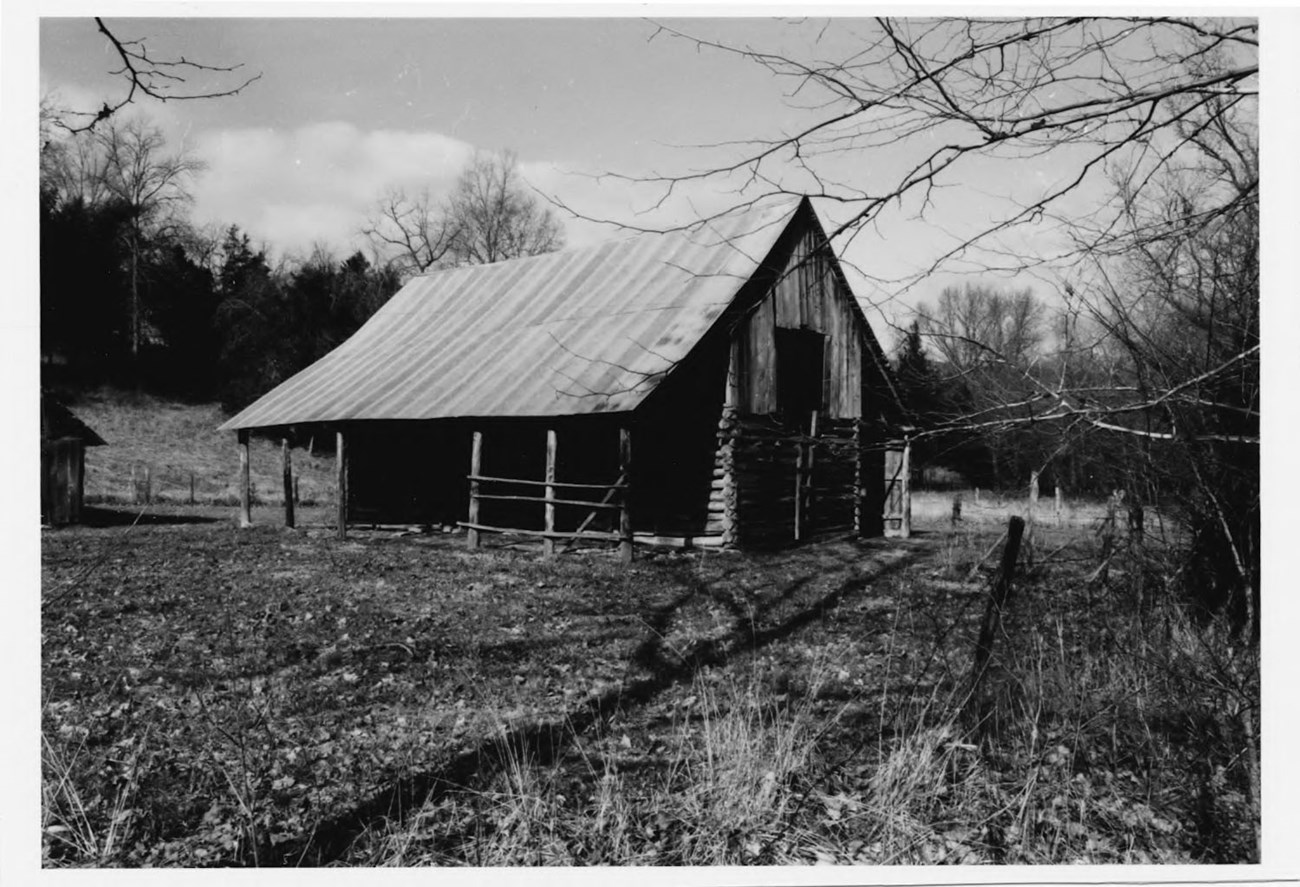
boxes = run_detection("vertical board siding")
[735,225,866,422]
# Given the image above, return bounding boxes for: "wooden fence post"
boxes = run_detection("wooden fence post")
[1089,489,1124,585]
[965,515,1026,732]
[619,426,633,564]
[1127,494,1144,546]
[544,428,557,557]
[189,471,196,506]
[238,429,252,528]
[282,438,295,529]
[1026,470,1039,564]
[335,429,347,540]
[467,430,482,549]
[1054,485,1063,526]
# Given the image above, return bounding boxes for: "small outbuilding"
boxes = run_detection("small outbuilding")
[220,196,911,552]
[41,394,106,526]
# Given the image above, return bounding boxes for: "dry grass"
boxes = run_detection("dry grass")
[70,388,336,506]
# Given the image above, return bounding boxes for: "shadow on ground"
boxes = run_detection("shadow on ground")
[73,505,224,527]
[270,537,925,867]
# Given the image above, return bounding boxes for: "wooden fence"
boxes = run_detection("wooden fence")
[459,428,634,562]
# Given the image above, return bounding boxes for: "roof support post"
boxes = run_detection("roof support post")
[852,419,862,537]
[619,425,633,564]
[544,428,557,557]
[335,428,347,540]
[282,437,296,529]
[467,430,482,549]
[238,429,252,528]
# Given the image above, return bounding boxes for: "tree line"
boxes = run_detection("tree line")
[39,111,563,411]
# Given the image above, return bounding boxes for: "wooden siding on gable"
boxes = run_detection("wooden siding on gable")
[735,223,865,420]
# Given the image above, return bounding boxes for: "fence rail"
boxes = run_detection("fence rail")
[462,427,633,561]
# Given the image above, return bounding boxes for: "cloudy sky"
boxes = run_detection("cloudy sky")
[28,10,1286,339]
[34,14,1131,330]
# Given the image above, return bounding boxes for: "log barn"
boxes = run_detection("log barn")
[220,196,911,553]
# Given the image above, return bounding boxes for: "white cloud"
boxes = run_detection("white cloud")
[187,120,749,261]
[190,122,476,259]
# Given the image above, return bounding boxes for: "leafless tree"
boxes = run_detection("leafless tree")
[54,118,207,367]
[360,187,459,278]
[363,150,565,276]
[49,18,261,134]
[447,150,565,265]
[613,18,1255,285]
[922,283,1045,371]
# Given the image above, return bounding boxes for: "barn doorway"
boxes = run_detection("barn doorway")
[775,328,825,429]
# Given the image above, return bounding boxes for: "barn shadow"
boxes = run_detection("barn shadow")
[76,505,223,527]
[267,537,923,867]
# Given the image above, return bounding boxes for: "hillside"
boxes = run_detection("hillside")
[66,389,337,509]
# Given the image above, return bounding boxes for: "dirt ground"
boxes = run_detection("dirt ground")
[43,495,1249,866]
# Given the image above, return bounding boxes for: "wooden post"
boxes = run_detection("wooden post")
[1054,486,1063,526]
[1090,489,1124,585]
[852,419,862,537]
[720,407,738,547]
[965,515,1026,731]
[619,426,633,564]
[951,494,962,527]
[282,438,296,529]
[335,429,347,540]
[1026,470,1039,563]
[806,410,818,538]
[467,431,482,549]
[793,438,805,542]
[238,429,252,528]
[189,471,196,506]
[900,440,911,538]
[1127,494,1144,546]
[544,429,557,557]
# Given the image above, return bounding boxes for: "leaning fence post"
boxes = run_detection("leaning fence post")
[965,515,1026,732]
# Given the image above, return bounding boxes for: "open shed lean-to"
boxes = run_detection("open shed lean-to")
[220,196,913,555]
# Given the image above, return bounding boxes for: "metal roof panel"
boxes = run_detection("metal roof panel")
[219,197,803,430]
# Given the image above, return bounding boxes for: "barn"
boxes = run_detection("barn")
[41,394,106,526]
[219,196,912,553]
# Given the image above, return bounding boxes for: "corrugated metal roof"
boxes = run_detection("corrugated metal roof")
[220,197,806,430]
